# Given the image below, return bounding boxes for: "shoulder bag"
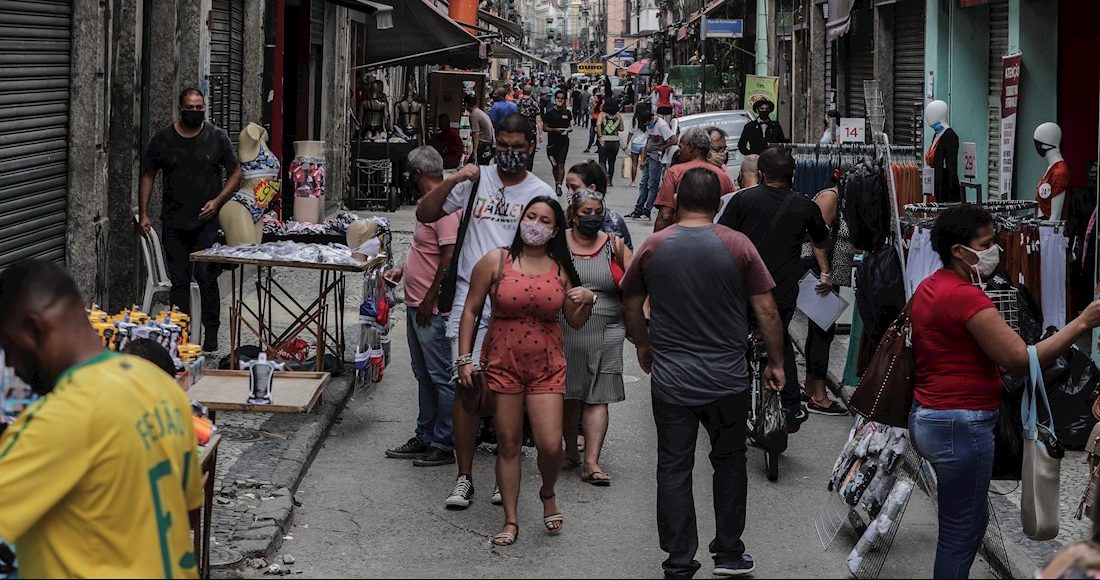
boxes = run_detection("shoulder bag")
[848,300,914,428]
[1022,344,1065,541]
[458,251,506,417]
[1075,422,1100,521]
[437,175,480,313]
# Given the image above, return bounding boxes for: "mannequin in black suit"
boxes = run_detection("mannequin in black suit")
[925,100,960,202]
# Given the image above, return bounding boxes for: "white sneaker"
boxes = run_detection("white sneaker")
[445,475,474,509]
[491,485,503,505]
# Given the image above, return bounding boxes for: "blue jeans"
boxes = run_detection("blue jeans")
[909,406,998,580]
[633,157,664,216]
[407,306,455,452]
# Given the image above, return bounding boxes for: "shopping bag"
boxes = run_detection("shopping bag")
[750,387,788,454]
[1021,345,1065,541]
[621,155,632,181]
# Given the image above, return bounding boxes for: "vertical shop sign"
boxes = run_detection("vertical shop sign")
[744,74,780,113]
[1001,54,1022,197]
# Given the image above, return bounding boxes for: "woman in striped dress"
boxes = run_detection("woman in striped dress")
[561,188,633,486]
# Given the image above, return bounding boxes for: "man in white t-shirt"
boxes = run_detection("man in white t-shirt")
[628,111,676,219]
[415,112,555,510]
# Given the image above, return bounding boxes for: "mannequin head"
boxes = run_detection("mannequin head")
[404,81,419,102]
[1033,122,1062,158]
[238,123,270,163]
[369,79,385,100]
[925,100,949,132]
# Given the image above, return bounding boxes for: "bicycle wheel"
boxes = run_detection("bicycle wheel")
[765,449,779,482]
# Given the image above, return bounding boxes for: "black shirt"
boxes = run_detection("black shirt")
[736,119,787,155]
[142,122,238,230]
[718,184,829,310]
[542,106,572,147]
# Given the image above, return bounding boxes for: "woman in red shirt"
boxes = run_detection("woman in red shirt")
[911,204,1100,579]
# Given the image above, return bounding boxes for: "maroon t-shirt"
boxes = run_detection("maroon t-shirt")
[622,223,775,406]
[912,269,1002,410]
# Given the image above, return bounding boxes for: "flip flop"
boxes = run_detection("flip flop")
[561,457,582,471]
[582,471,612,487]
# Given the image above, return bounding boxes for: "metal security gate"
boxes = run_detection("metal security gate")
[892,0,925,147]
[845,4,874,120]
[987,0,1009,198]
[0,0,71,268]
[209,0,244,142]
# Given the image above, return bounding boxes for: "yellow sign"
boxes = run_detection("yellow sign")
[578,62,604,75]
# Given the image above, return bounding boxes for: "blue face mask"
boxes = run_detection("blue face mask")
[931,121,945,133]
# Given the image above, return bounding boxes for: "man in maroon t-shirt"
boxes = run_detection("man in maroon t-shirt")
[653,127,737,232]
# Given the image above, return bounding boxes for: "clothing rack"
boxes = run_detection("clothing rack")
[767,142,919,156]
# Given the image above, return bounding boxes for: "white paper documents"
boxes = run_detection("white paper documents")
[797,272,850,331]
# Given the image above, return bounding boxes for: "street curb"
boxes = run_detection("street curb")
[789,318,1029,579]
[216,372,370,565]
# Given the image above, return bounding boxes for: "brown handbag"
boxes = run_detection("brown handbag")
[849,300,915,428]
[1075,423,1100,521]
[458,252,506,417]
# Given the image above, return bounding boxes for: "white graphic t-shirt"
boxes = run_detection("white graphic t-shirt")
[443,167,554,324]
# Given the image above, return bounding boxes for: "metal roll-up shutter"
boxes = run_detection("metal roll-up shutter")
[892,0,925,147]
[311,0,324,46]
[209,0,244,143]
[846,4,874,119]
[987,0,1009,199]
[0,0,71,268]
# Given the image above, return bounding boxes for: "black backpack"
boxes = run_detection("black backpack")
[843,163,889,252]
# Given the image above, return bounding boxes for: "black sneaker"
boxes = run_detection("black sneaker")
[808,399,849,417]
[385,437,429,459]
[445,475,474,509]
[714,555,756,577]
[202,331,219,353]
[413,447,456,467]
[787,407,810,434]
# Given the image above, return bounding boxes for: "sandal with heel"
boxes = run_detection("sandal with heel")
[540,493,564,536]
[492,522,519,547]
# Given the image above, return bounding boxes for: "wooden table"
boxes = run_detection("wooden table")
[195,433,220,579]
[187,370,330,416]
[191,251,386,371]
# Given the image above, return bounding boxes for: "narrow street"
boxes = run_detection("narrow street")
[256,127,995,578]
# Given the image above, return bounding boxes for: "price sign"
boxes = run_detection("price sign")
[962,142,977,179]
[922,165,935,195]
[839,118,865,143]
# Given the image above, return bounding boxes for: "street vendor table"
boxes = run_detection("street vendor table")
[191,250,387,371]
[195,433,220,579]
[187,370,330,416]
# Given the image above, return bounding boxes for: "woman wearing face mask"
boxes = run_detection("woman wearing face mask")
[911,204,1100,579]
[457,197,595,547]
[560,189,632,485]
[566,160,632,249]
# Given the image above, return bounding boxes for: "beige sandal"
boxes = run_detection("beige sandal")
[540,493,564,535]
[492,522,519,546]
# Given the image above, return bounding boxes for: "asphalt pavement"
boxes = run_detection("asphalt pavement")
[257,118,999,578]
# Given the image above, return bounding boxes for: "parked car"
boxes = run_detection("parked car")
[667,109,753,180]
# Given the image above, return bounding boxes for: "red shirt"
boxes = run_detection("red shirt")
[654,84,674,108]
[654,159,737,214]
[1037,160,1070,219]
[911,269,1001,411]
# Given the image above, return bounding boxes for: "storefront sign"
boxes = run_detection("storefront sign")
[614,38,625,49]
[962,142,977,179]
[703,18,744,39]
[839,118,865,143]
[578,62,604,75]
[743,74,779,114]
[1001,53,1022,197]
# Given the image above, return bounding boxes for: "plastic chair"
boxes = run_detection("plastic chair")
[135,215,203,345]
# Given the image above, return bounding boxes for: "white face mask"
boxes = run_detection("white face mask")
[963,244,1002,280]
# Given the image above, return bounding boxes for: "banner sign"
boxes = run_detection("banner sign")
[578,62,604,75]
[1000,53,1022,198]
[743,75,779,115]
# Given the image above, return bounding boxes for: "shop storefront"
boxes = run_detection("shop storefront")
[0,0,72,269]
[209,0,246,143]
[891,0,925,148]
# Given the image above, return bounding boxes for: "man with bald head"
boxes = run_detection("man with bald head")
[0,260,202,578]
[716,154,759,221]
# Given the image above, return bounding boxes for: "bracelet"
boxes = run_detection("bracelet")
[455,354,473,366]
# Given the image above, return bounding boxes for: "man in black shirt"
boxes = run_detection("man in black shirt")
[718,147,829,432]
[139,88,241,352]
[540,90,573,196]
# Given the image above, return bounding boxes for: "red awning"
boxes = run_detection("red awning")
[626,59,651,76]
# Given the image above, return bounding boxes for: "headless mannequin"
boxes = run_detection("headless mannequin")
[360,80,390,140]
[924,100,960,202]
[291,141,325,223]
[1034,122,1069,219]
[220,123,278,245]
[394,82,424,140]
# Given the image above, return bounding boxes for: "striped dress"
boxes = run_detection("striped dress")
[563,237,626,404]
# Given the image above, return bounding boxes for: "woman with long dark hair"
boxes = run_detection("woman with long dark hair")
[457,196,596,547]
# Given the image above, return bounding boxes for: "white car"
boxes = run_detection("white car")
[669,109,753,180]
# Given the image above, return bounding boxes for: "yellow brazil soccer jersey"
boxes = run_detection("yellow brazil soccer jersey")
[0,351,203,579]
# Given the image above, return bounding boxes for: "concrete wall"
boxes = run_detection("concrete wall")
[243,0,266,127]
[1014,0,1059,201]
[322,4,351,216]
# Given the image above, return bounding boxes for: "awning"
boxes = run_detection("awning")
[491,41,549,65]
[827,0,857,41]
[626,59,652,76]
[355,0,487,70]
[687,0,728,25]
[478,9,524,40]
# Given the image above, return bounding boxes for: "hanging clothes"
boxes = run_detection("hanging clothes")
[1039,226,1068,330]
[904,227,941,291]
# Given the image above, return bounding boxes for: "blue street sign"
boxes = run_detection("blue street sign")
[703,18,744,39]
[619,51,633,60]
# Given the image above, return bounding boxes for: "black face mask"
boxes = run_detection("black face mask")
[576,214,604,237]
[1034,139,1055,158]
[180,110,205,128]
[757,110,772,121]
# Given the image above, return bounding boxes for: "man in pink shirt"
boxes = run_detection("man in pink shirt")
[384,147,462,467]
[653,127,737,232]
